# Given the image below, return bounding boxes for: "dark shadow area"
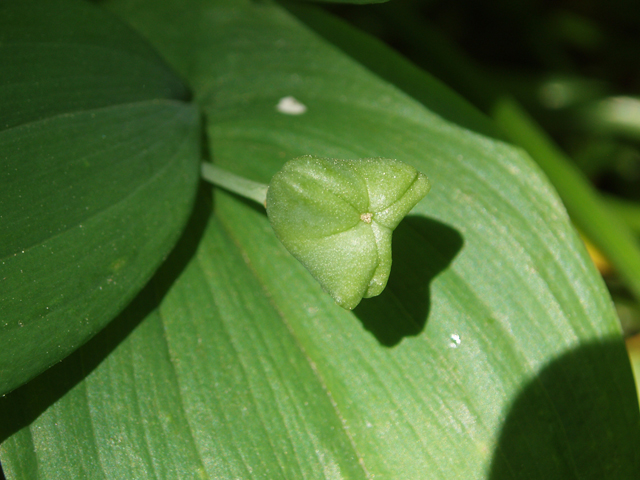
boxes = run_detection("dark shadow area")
[354,216,463,347]
[490,339,640,479]
[279,1,505,143]
[0,182,212,444]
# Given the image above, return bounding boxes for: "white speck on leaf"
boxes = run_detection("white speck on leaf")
[276,96,307,115]
[449,333,461,348]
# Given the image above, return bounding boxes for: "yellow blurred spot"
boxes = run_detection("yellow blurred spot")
[580,233,612,275]
[625,334,640,404]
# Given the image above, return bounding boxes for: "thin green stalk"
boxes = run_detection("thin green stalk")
[604,195,640,236]
[201,163,268,206]
[493,97,640,304]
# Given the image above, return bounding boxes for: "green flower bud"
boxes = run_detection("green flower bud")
[266,156,431,310]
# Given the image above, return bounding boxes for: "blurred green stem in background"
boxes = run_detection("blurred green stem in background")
[604,195,640,236]
[493,98,640,304]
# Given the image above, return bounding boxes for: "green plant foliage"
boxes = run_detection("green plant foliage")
[493,98,640,306]
[267,156,430,309]
[0,0,201,394]
[1,0,639,478]
[298,0,389,4]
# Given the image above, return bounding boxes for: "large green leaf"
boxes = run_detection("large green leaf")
[0,0,201,394]
[2,0,639,478]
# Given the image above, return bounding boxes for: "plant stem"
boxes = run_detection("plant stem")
[493,97,640,304]
[201,163,268,206]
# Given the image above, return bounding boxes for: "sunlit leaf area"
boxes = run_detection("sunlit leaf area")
[2,0,640,478]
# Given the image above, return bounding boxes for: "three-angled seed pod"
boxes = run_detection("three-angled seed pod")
[266,156,431,310]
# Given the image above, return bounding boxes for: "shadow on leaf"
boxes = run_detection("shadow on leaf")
[354,215,463,347]
[489,339,640,479]
[280,1,503,143]
[0,183,212,444]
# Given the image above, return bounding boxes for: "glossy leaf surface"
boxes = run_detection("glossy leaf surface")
[0,0,200,394]
[1,0,638,478]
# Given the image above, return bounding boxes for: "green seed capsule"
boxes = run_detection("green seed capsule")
[266,156,431,310]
